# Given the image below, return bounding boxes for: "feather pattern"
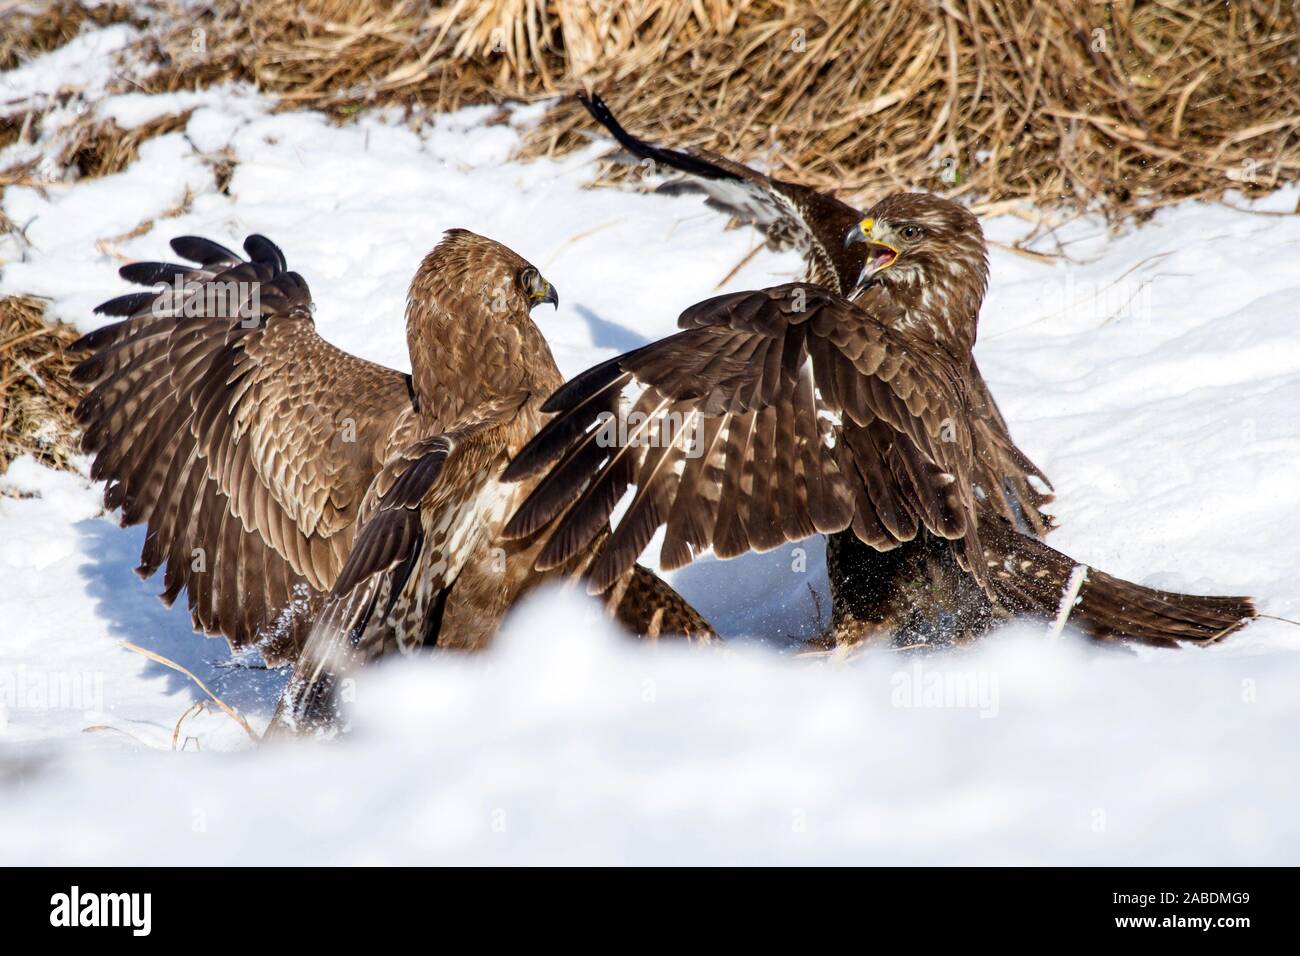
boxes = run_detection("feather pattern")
[505,283,986,593]
[72,235,412,661]
[74,229,717,720]
[580,99,1054,524]
[504,182,1256,646]
[575,98,1074,638]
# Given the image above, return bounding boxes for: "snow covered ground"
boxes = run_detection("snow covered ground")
[1,24,1299,864]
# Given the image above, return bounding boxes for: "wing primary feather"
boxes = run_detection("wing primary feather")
[502,370,628,482]
[578,91,743,184]
[170,235,240,266]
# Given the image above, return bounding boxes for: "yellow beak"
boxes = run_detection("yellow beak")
[845,218,880,248]
[530,281,559,310]
[845,218,900,294]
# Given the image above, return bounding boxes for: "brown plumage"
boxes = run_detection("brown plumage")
[502,184,1256,648]
[72,230,713,733]
[575,94,1058,644]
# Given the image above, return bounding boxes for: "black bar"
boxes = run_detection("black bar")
[0,868,1282,940]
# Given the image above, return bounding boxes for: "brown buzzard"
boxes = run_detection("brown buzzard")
[577,93,1050,644]
[502,190,1255,646]
[72,230,713,733]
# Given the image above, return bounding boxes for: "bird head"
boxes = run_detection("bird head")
[415,229,559,322]
[519,265,560,311]
[405,230,562,411]
[843,193,988,302]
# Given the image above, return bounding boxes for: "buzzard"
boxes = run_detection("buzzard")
[502,190,1256,646]
[72,230,713,733]
[576,94,1090,644]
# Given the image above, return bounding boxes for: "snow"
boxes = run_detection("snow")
[1,26,1299,864]
[0,23,138,102]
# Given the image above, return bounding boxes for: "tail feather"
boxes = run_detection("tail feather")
[606,565,717,643]
[979,517,1255,646]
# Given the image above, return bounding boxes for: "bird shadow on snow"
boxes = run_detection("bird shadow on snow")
[573,303,649,354]
[669,538,832,650]
[74,517,288,722]
[69,495,827,729]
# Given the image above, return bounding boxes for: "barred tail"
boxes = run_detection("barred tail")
[979,518,1255,646]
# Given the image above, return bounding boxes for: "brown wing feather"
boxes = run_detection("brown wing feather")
[504,283,985,593]
[71,234,412,663]
[579,92,863,289]
[965,357,1056,535]
[583,92,1056,547]
[273,419,514,733]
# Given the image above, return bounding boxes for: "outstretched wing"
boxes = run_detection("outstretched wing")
[503,283,986,594]
[579,92,863,289]
[965,359,1055,535]
[582,92,1055,538]
[71,235,415,663]
[273,417,516,733]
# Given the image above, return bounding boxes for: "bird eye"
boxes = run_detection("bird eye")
[899,224,924,241]
[519,267,540,292]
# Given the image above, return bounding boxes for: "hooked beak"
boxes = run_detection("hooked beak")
[845,218,899,294]
[531,281,559,311]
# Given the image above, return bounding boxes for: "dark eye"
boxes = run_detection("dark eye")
[519,267,540,292]
[899,224,924,241]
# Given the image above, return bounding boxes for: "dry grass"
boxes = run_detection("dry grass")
[120,640,258,743]
[0,0,141,73]
[2,0,1296,477]
[0,295,82,476]
[123,0,1300,221]
[0,111,194,478]
[56,111,193,180]
[0,111,194,482]
[0,2,197,479]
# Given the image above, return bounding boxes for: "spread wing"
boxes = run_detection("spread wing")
[966,359,1055,535]
[580,92,863,289]
[582,92,1054,537]
[71,235,415,663]
[273,416,515,732]
[503,283,986,594]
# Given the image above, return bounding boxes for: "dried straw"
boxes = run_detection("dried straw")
[56,112,193,180]
[0,295,82,475]
[0,106,192,477]
[0,0,141,72]
[126,0,1298,221]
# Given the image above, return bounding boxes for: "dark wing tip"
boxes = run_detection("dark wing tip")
[68,328,105,356]
[577,89,613,127]
[500,404,593,484]
[575,90,740,185]
[499,454,537,486]
[243,234,288,272]
[499,505,535,539]
[92,291,156,318]
[540,353,629,414]
[119,261,187,287]
[577,88,651,160]
[170,235,239,266]
[585,538,640,595]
